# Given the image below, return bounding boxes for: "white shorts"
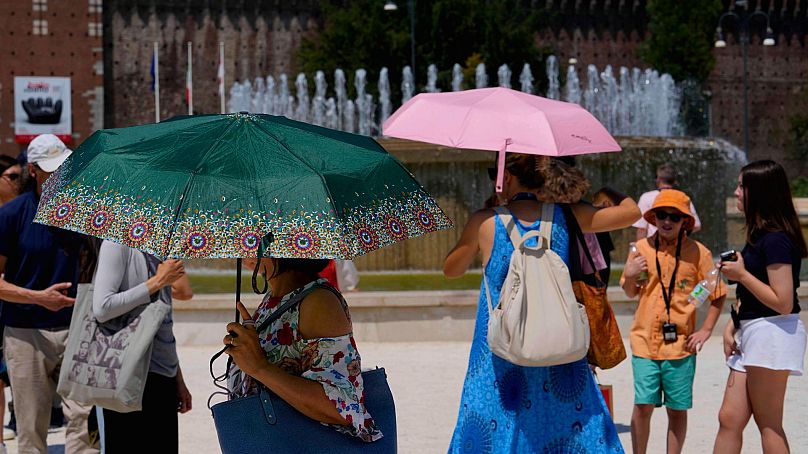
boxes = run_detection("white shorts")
[727,314,807,376]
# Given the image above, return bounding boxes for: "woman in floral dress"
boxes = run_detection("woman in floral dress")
[223,258,382,442]
[444,154,640,453]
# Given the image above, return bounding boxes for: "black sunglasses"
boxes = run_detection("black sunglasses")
[654,211,683,223]
[487,167,497,181]
[2,173,20,181]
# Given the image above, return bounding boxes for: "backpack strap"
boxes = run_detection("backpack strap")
[492,206,523,247]
[539,202,555,247]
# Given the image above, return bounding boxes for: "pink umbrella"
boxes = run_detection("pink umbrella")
[382,87,621,193]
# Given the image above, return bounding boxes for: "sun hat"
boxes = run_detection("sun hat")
[26,134,72,173]
[643,189,696,231]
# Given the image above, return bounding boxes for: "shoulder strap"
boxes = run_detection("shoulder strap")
[539,203,554,246]
[254,281,333,333]
[562,203,605,285]
[493,206,523,247]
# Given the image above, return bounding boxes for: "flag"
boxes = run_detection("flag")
[186,42,193,113]
[217,49,225,104]
[149,52,156,92]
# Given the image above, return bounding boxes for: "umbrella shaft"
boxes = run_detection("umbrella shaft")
[235,258,242,323]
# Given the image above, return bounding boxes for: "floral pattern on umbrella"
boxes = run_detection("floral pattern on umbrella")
[35,113,452,259]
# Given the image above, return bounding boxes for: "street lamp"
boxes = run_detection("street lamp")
[384,1,416,84]
[714,0,775,157]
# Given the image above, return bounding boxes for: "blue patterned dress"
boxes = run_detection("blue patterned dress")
[448,205,623,453]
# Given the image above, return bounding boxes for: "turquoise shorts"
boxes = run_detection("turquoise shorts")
[632,355,696,410]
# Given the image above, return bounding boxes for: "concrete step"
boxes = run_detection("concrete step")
[173,283,808,345]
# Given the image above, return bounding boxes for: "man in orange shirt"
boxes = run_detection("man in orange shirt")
[620,189,726,454]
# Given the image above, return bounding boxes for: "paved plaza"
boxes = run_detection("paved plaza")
[12,337,806,453]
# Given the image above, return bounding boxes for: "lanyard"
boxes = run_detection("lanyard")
[510,192,538,202]
[655,229,684,322]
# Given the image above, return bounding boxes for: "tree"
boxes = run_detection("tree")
[638,0,722,82]
[296,0,551,98]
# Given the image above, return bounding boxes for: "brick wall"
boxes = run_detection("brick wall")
[0,0,103,157]
[710,35,808,174]
[103,0,319,129]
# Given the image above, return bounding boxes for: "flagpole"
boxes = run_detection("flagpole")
[187,41,193,115]
[154,42,160,123]
[219,41,225,114]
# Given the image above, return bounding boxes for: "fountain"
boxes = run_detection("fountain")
[378,67,392,131]
[497,64,511,89]
[545,56,559,100]
[211,56,743,271]
[312,71,327,126]
[519,63,535,95]
[343,99,356,134]
[401,66,414,103]
[228,55,687,138]
[564,64,582,105]
[335,69,347,131]
[294,73,309,122]
[426,64,439,93]
[355,69,374,136]
[451,64,463,92]
[264,75,276,115]
[475,63,488,88]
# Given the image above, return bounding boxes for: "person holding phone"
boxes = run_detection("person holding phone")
[714,160,807,454]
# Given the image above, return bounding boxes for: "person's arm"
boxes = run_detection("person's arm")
[687,296,725,352]
[171,273,193,301]
[724,259,795,315]
[444,209,491,278]
[0,255,75,310]
[225,299,350,426]
[175,365,192,413]
[689,201,701,233]
[722,318,737,360]
[687,247,727,352]
[93,243,184,322]
[571,191,641,233]
[721,235,796,315]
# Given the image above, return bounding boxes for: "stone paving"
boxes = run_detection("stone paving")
[8,338,807,453]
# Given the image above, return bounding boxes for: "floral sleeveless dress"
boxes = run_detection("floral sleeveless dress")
[229,279,382,442]
[448,205,623,453]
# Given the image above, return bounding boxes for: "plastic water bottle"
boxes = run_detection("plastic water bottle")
[629,242,648,287]
[688,267,721,307]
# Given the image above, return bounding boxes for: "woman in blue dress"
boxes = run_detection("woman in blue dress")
[444,154,640,453]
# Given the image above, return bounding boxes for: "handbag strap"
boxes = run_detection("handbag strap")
[254,280,337,333]
[208,280,337,406]
[562,204,605,286]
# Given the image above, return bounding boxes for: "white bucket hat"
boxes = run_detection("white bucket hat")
[27,134,72,172]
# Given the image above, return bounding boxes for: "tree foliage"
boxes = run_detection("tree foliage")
[638,0,722,82]
[296,0,551,97]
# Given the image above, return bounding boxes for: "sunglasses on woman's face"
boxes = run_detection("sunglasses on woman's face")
[487,167,497,181]
[2,173,20,181]
[654,210,683,223]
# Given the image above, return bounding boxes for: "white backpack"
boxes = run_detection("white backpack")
[483,203,590,367]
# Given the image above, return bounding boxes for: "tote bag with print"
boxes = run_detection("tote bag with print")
[57,282,170,413]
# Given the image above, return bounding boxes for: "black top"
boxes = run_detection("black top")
[0,191,80,328]
[737,231,802,320]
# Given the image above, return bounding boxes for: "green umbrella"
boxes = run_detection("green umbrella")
[35,112,452,260]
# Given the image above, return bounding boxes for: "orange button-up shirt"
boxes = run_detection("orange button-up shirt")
[620,235,726,360]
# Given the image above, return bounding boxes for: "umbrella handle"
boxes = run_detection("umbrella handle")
[495,139,512,193]
[235,258,242,323]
